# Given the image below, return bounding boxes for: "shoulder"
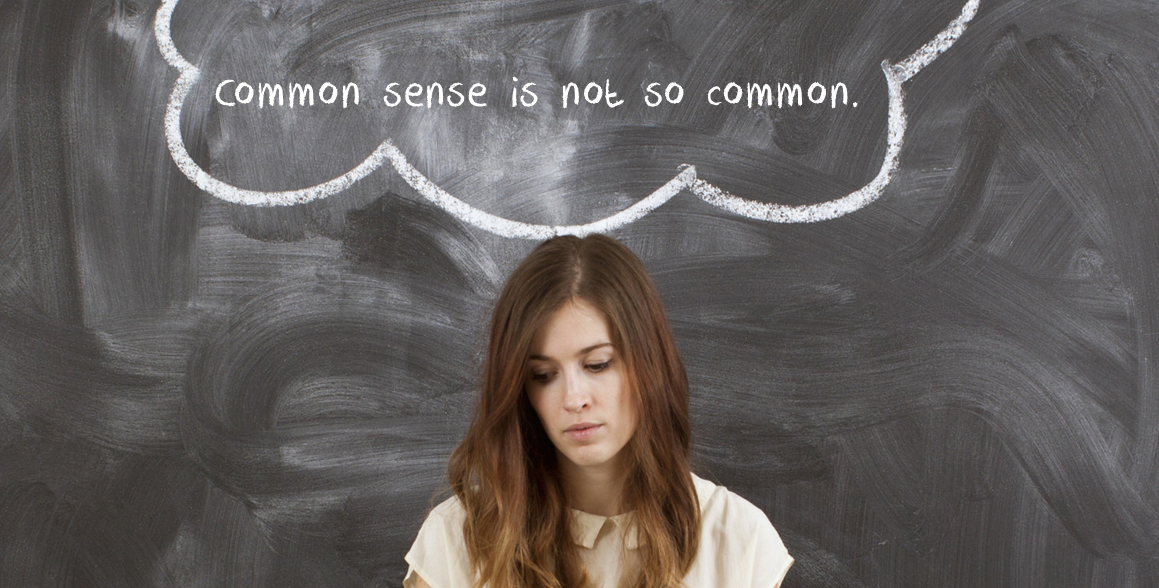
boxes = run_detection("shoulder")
[427,494,467,524]
[413,494,468,541]
[404,495,474,588]
[692,472,768,531]
[688,473,794,587]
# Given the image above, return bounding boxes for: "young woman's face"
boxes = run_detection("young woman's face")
[525,298,637,475]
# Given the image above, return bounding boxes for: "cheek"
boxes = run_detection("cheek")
[614,377,637,434]
[623,401,638,439]
[527,389,556,429]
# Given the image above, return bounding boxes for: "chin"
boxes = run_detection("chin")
[568,457,608,468]
[561,447,618,469]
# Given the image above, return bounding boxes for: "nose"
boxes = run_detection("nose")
[561,369,591,413]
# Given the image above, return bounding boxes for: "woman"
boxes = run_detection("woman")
[404,234,792,588]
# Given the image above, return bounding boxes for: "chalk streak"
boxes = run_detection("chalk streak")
[892,0,979,83]
[155,0,393,207]
[690,64,907,223]
[154,0,979,237]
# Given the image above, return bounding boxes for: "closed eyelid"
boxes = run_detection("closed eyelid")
[526,358,612,380]
[529,356,611,369]
[586,361,611,373]
[528,342,614,363]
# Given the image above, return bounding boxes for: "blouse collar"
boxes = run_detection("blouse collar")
[568,509,639,549]
[566,473,717,550]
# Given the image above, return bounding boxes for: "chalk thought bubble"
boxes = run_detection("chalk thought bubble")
[155,0,979,239]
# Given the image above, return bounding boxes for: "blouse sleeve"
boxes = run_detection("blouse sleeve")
[403,498,475,588]
[748,510,793,588]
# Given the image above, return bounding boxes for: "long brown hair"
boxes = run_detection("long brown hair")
[447,234,700,588]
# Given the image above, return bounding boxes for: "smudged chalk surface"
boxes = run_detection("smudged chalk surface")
[3,0,1159,586]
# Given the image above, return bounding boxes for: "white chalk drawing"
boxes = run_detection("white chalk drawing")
[155,0,979,238]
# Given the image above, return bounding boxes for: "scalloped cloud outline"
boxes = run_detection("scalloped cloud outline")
[154,0,978,239]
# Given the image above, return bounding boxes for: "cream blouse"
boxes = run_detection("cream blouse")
[403,473,793,588]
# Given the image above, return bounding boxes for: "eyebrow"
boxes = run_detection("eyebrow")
[528,342,613,361]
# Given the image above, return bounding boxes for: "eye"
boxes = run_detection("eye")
[586,360,611,373]
[529,371,554,384]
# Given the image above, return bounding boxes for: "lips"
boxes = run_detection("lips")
[564,423,602,441]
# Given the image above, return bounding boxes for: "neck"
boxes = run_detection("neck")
[557,453,632,517]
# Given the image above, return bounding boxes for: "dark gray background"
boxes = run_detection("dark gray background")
[3,0,1158,585]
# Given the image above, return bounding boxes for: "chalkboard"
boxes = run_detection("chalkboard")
[3,0,1158,585]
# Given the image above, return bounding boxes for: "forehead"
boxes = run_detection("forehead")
[529,299,612,356]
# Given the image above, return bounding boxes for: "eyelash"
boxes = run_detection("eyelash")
[530,360,611,383]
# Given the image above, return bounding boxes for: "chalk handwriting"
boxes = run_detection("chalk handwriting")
[155,0,979,237]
